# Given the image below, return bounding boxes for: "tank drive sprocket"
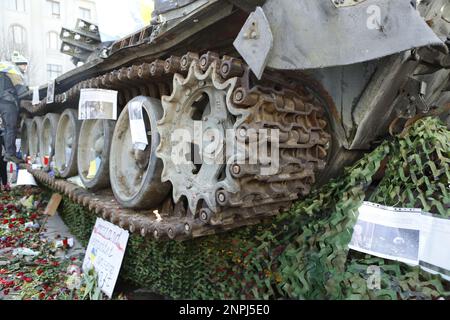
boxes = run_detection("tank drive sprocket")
[157,57,332,225]
[157,61,240,214]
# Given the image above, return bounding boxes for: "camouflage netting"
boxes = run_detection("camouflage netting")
[58,117,450,299]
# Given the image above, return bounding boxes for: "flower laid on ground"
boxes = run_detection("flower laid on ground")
[0,187,111,300]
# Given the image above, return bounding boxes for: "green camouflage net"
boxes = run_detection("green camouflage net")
[58,117,450,299]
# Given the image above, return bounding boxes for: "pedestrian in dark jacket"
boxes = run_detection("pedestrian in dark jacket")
[0,128,9,190]
[0,52,29,164]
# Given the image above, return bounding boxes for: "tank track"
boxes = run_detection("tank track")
[23,51,331,241]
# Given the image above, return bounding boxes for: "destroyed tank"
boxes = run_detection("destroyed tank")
[18,0,450,240]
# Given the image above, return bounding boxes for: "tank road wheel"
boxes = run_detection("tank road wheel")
[110,96,171,209]
[41,113,61,168]
[19,118,32,159]
[55,109,81,178]
[77,119,115,191]
[30,117,44,162]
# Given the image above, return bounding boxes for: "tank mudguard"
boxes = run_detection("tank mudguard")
[154,0,198,15]
[262,0,443,70]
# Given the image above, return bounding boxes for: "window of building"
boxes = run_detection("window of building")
[79,7,91,20]
[10,25,27,45]
[47,64,63,80]
[47,31,60,50]
[9,0,26,12]
[47,0,61,19]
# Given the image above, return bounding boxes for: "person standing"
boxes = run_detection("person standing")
[0,122,9,190]
[0,51,29,164]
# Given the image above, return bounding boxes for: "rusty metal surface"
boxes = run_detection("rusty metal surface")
[28,167,266,241]
[263,0,443,70]
[157,54,331,227]
[24,51,332,240]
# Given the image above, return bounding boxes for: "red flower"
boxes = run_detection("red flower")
[70,257,77,262]
[3,289,10,295]
[14,286,21,291]
[2,219,8,225]
[38,292,45,300]
[8,224,13,229]
[23,277,33,283]
[30,214,38,220]
[36,269,44,276]
[19,218,25,225]
[16,272,24,277]
[51,261,59,267]
[0,269,7,275]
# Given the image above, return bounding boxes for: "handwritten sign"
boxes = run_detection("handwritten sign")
[82,218,129,298]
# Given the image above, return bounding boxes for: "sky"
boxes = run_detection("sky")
[96,0,154,41]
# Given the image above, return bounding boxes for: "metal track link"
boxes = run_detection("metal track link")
[24,51,331,241]
[28,168,267,241]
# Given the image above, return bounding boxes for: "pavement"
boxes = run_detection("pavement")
[42,213,86,260]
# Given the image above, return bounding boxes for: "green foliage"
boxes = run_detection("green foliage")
[58,118,450,299]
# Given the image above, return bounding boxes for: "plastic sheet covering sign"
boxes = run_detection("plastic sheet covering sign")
[128,100,148,151]
[78,89,118,120]
[350,202,450,281]
[95,0,154,42]
[83,218,130,298]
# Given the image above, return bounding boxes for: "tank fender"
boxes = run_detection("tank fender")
[236,0,444,72]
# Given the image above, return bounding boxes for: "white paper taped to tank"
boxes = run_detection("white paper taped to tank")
[349,202,450,281]
[78,89,118,120]
[95,0,154,42]
[32,87,40,106]
[47,81,55,104]
[128,100,148,151]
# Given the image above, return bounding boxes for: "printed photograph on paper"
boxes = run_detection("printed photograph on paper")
[129,102,144,121]
[79,89,118,120]
[350,219,420,263]
[47,81,55,104]
[80,100,115,119]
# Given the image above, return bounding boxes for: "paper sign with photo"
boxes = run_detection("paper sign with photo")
[32,86,40,105]
[47,81,55,104]
[79,89,118,120]
[350,202,450,280]
[128,100,148,151]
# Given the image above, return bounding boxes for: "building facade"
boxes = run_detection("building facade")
[0,0,98,87]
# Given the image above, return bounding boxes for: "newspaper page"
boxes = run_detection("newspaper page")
[79,89,118,120]
[350,202,450,280]
[128,100,148,151]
